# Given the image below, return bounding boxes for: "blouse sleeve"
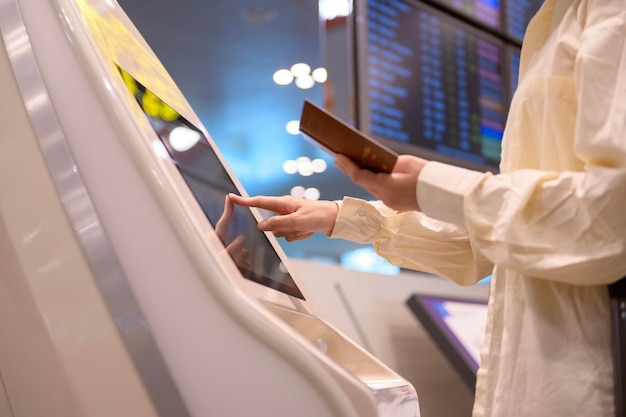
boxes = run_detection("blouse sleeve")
[331,197,494,286]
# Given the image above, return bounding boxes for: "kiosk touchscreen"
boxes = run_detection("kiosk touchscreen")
[118,66,305,300]
[0,0,420,416]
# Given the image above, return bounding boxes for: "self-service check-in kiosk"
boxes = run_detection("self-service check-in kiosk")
[0,0,420,416]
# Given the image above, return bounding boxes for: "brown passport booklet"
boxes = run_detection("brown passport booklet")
[299,99,398,173]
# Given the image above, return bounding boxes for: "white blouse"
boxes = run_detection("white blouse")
[331,0,626,415]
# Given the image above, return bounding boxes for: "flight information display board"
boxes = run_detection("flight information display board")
[356,0,509,171]
[431,0,501,30]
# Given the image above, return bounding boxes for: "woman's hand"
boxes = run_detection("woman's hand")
[334,154,428,211]
[228,194,339,241]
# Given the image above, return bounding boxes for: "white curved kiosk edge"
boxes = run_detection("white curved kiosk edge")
[0,0,420,416]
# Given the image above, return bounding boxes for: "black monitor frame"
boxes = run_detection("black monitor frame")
[406,293,487,391]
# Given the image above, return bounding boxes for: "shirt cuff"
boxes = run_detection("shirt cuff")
[330,197,382,242]
[417,161,484,227]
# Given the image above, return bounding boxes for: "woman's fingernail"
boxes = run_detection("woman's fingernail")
[258,220,267,230]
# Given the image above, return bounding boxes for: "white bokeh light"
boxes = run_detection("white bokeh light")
[283,156,328,176]
[295,74,315,89]
[290,186,305,198]
[296,156,314,176]
[303,187,321,200]
[273,68,294,85]
[290,62,311,78]
[319,0,352,20]
[285,120,300,135]
[311,158,328,173]
[312,67,328,83]
[282,159,298,174]
[298,164,314,177]
[275,63,326,89]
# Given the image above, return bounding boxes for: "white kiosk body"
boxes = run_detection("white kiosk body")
[0,0,420,416]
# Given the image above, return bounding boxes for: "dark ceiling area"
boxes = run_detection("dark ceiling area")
[116,0,379,265]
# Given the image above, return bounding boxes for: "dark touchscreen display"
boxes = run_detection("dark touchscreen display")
[118,66,304,300]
